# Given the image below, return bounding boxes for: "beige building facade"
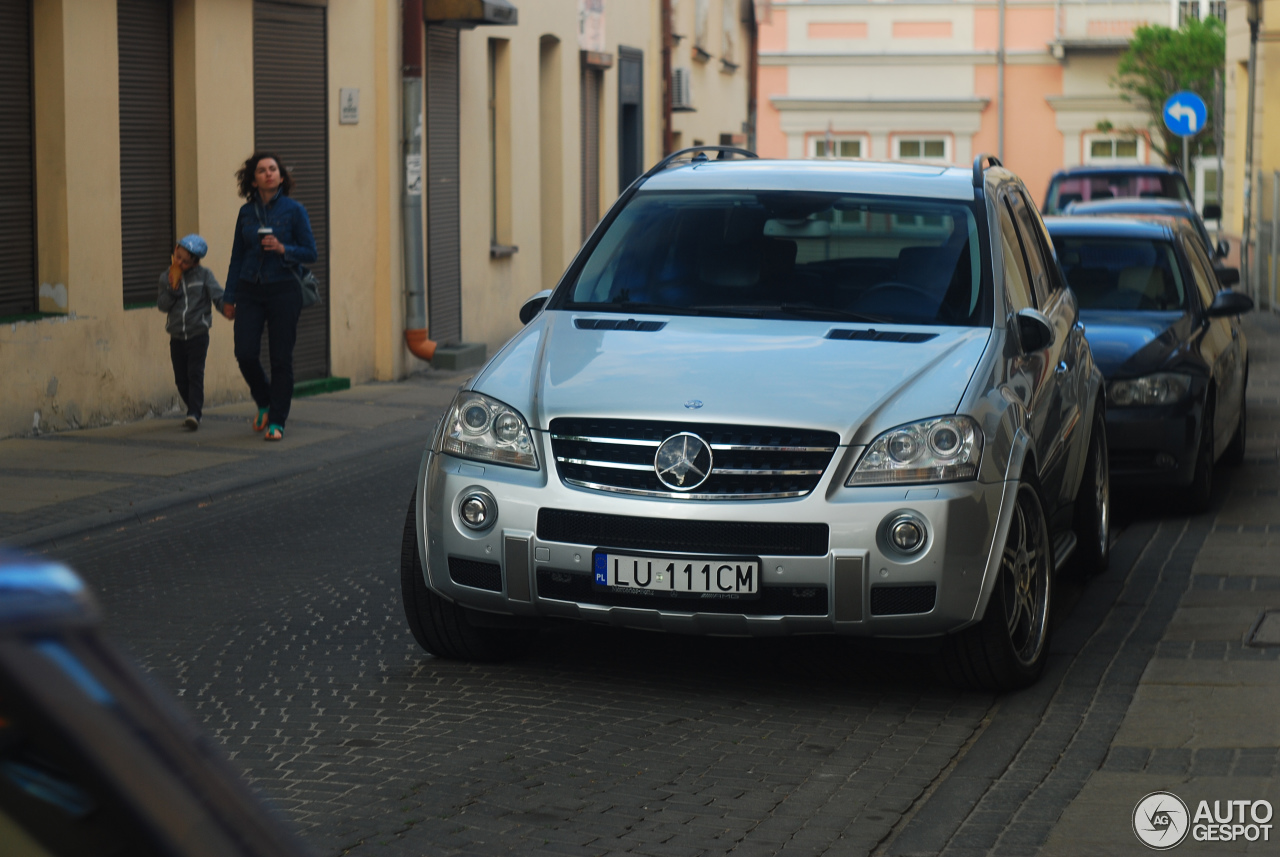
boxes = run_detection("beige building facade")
[1222,0,1280,308]
[0,0,754,439]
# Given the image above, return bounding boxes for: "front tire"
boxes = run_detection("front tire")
[1222,382,1247,467]
[940,480,1053,691]
[1186,399,1215,513]
[1071,408,1110,576]
[400,496,527,660]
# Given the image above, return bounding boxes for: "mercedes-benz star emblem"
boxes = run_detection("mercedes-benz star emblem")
[654,432,713,491]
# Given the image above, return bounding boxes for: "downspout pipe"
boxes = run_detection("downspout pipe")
[746,2,758,153]
[1242,3,1260,298]
[403,0,436,362]
[661,0,674,156]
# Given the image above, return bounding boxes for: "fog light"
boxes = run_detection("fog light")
[458,488,496,531]
[885,513,927,555]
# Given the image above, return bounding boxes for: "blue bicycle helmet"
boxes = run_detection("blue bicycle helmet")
[177,234,208,259]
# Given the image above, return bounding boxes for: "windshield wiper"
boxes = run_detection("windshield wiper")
[774,304,890,323]
[571,301,703,316]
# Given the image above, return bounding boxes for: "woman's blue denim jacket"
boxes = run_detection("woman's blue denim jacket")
[223,190,318,303]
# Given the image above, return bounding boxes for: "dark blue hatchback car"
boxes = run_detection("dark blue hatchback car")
[1044,215,1253,510]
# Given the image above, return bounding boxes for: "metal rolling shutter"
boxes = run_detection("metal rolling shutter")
[617,47,643,191]
[426,25,461,344]
[0,0,34,317]
[580,64,601,243]
[118,0,175,307]
[254,1,329,381]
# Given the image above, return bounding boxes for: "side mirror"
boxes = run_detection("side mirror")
[519,290,553,325]
[1215,266,1240,287]
[1202,203,1222,221]
[1216,238,1230,258]
[1016,308,1056,352]
[1207,289,1253,317]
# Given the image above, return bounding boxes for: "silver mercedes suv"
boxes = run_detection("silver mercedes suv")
[402,149,1109,690]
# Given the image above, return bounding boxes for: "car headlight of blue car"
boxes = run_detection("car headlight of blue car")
[1107,373,1192,407]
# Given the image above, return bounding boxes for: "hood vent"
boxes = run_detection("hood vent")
[827,329,937,344]
[575,318,667,332]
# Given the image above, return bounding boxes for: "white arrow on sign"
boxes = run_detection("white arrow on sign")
[1168,103,1199,133]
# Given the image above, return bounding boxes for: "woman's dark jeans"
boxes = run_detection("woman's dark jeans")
[233,279,303,428]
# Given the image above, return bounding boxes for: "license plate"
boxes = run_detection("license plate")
[593,551,760,597]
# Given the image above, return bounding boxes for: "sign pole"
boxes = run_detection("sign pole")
[1183,135,1190,187]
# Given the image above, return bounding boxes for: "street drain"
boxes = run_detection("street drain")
[1245,609,1280,647]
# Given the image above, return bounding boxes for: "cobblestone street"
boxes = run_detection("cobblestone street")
[47,441,992,856]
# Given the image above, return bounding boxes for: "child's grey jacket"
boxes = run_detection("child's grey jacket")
[157,266,225,340]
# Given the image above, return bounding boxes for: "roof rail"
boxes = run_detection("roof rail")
[638,145,759,183]
[972,153,1002,188]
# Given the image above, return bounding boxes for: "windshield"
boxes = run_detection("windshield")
[1044,172,1191,215]
[559,191,990,326]
[1052,236,1188,311]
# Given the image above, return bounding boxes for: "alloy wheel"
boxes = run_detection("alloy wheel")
[1000,486,1051,668]
[1092,436,1110,561]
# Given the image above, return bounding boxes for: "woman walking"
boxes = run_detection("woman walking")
[222,152,317,441]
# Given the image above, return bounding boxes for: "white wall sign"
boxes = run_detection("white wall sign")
[339,88,360,125]
[578,0,605,52]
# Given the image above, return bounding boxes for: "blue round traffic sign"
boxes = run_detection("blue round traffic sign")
[1163,91,1207,137]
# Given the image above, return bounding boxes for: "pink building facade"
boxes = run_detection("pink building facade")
[756,0,1178,204]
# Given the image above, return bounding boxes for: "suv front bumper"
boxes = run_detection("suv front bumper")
[416,447,1012,639]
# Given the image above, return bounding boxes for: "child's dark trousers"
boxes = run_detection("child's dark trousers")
[170,333,210,420]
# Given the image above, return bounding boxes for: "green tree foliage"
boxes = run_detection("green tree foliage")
[1112,17,1225,165]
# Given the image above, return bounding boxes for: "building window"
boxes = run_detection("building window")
[896,137,947,161]
[1179,0,1226,24]
[813,137,862,159]
[1084,134,1143,164]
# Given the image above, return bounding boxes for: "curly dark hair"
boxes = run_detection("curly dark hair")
[235,152,294,200]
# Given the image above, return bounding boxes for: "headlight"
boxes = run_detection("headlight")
[439,391,539,469]
[848,416,983,485]
[1107,373,1191,407]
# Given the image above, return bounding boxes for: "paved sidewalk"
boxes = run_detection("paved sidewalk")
[0,368,468,549]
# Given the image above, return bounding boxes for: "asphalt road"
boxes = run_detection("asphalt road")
[48,437,998,857]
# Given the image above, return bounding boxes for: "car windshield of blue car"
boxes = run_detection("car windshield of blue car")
[563,191,990,326]
[1052,237,1188,311]
[1045,172,1191,214]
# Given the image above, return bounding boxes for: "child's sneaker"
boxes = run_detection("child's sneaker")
[252,407,269,432]
[183,415,200,431]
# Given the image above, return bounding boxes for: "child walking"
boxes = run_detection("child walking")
[157,235,230,430]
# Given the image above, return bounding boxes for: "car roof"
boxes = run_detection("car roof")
[1067,198,1193,216]
[1043,215,1179,240]
[639,158,983,201]
[1049,164,1184,179]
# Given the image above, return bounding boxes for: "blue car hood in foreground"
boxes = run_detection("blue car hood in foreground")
[474,313,992,444]
[1080,310,1188,377]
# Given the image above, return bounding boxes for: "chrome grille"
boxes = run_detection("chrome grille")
[548,418,840,500]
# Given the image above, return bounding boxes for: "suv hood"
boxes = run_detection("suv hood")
[475,313,990,444]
